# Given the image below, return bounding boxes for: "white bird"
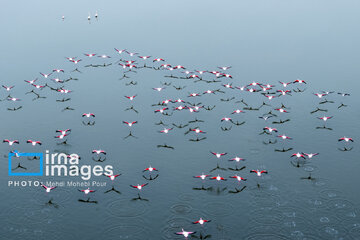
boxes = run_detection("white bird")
[79,188,96,194]
[175,229,196,238]
[41,184,56,193]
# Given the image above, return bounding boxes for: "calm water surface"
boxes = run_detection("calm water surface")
[1,1,360,239]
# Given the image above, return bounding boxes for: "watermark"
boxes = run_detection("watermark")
[8,180,107,188]
[8,151,43,176]
[8,150,114,180]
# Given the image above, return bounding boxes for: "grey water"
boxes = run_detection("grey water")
[1,0,360,239]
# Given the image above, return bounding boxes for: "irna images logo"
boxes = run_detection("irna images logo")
[8,151,43,176]
[8,150,113,180]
